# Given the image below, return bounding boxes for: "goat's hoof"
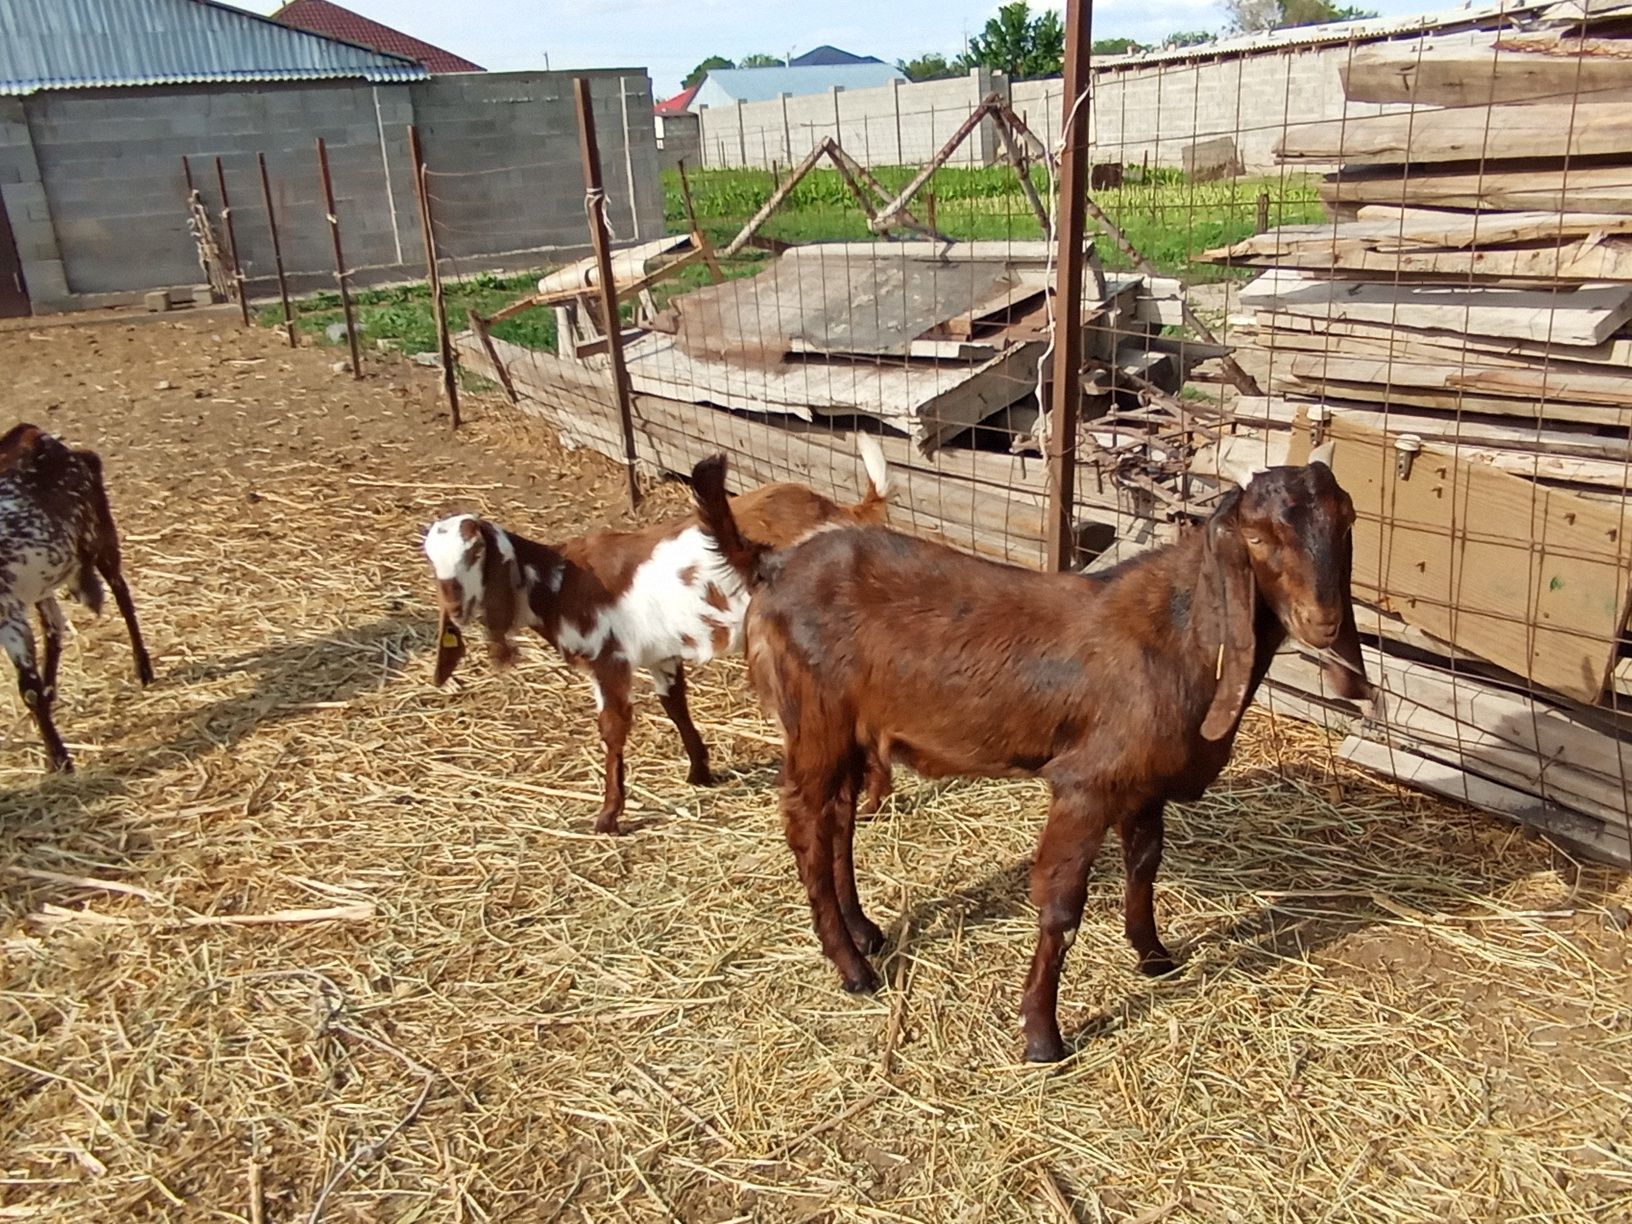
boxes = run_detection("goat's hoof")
[47,755,73,775]
[840,965,880,994]
[849,919,887,956]
[593,812,622,835]
[1137,950,1176,977]
[1023,1030,1067,1063]
[687,764,714,787]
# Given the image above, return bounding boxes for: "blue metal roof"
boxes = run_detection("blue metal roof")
[0,0,427,95]
[694,62,907,108]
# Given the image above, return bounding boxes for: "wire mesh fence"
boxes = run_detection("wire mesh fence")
[186,2,1632,870]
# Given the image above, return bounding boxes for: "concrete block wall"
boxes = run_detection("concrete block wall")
[5,68,664,311]
[692,41,1407,175]
[412,70,662,256]
[696,70,1004,170]
[657,113,701,172]
[0,96,69,306]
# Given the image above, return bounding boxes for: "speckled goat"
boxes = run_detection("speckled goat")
[0,424,153,772]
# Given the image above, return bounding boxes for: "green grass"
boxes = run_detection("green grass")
[666,164,1326,282]
[256,270,557,355]
[256,164,1324,350]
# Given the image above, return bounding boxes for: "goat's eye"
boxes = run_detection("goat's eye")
[1246,535,1263,547]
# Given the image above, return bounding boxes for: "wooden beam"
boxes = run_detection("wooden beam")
[1321,164,1632,214]
[1342,31,1632,107]
[1278,102,1632,165]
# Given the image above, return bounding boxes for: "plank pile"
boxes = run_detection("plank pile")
[1194,0,1632,865]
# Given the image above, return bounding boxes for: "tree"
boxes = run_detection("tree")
[897,52,958,81]
[959,2,1065,78]
[1225,0,1374,31]
[682,55,734,89]
[738,52,783,68]
[1091,37,1145,55]
[1162,30,1215,47]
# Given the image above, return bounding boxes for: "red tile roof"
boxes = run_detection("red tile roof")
[654,83,700,116]
[270,0,484,74]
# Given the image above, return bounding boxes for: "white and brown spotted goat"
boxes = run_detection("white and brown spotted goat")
[423,438,892,833]
[0,424,154,772]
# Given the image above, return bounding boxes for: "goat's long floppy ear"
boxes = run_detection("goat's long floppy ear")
[433,610,466,686]
[1199,494,1258,741]
[1322,527,1374,704]
[477,521,521,671]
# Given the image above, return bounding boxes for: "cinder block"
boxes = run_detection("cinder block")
[144,289,171,312]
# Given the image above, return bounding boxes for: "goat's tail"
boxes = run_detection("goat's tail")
[852,433,891,524]
[691,455,772,589]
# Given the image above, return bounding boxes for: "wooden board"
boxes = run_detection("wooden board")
[1211,235,1632,282]
[1285,353,1632,408]
[1287,410,1632,701]
[1238,269,1632,345]
[1277,102,1632,165]
[1208,210,1632,260]
[1233,394,1632,464]
[1248,308,1632,367]
[1342,31,1632,107]
[1279,374,1632,428]
[1321,164,1632,215]
[1242,324,1621,377]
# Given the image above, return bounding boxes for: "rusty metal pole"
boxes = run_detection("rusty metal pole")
[1045,0,1093,572]
[214,157,252,328]
[257,154,296,348]
[315,137,363,379]
[407,125,461,428]
[573,76,642,510]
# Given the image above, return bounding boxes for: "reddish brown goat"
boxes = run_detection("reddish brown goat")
[425,442,892,834]
[695,450,1372,1062]
[0,424,154,772]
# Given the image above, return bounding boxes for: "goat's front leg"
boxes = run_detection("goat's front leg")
[1121,801,1174,976]
[591,664,632,834]
[1,612,71,773]
[649,661,711,786]
[1020,783,1112,1062]
[99,561,154,686]
[38,597,66,695]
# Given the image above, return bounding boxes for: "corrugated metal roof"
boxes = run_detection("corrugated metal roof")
[694,62,907,108]
[1097,0,1550,67]
[0,0,427,95]
[271,0,484,73]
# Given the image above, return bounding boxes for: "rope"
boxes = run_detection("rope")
[584,187,621,244]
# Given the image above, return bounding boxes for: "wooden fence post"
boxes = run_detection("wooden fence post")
[407,125,461,428]
[1046,0,1093,573]
[573,77,643,511]
[314,137,363,379]
[257,153,296,348]
[214,157,251,328]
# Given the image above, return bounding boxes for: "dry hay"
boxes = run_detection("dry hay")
[1,317,1630,1223]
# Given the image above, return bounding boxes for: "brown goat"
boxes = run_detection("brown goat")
[425,440,892,834]
[0,424,154,772]
[696,451,1372,1062]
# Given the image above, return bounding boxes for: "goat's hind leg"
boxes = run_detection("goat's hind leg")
[650,661,712,786]
[782,751,879,994]
[1,609,70,773]
[1121,801,1175,976]
[98,560,154,686]
[591,666,633,835]
[830,751,884,955]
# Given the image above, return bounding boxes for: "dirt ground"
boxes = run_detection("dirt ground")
[1,315,1629,1223]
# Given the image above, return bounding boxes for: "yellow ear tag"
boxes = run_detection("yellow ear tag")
[441,631,461,649]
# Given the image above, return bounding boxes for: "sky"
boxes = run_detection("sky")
[242,0,1463,96]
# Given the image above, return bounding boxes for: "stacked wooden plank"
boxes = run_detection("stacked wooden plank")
[1195,3,1632,865]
